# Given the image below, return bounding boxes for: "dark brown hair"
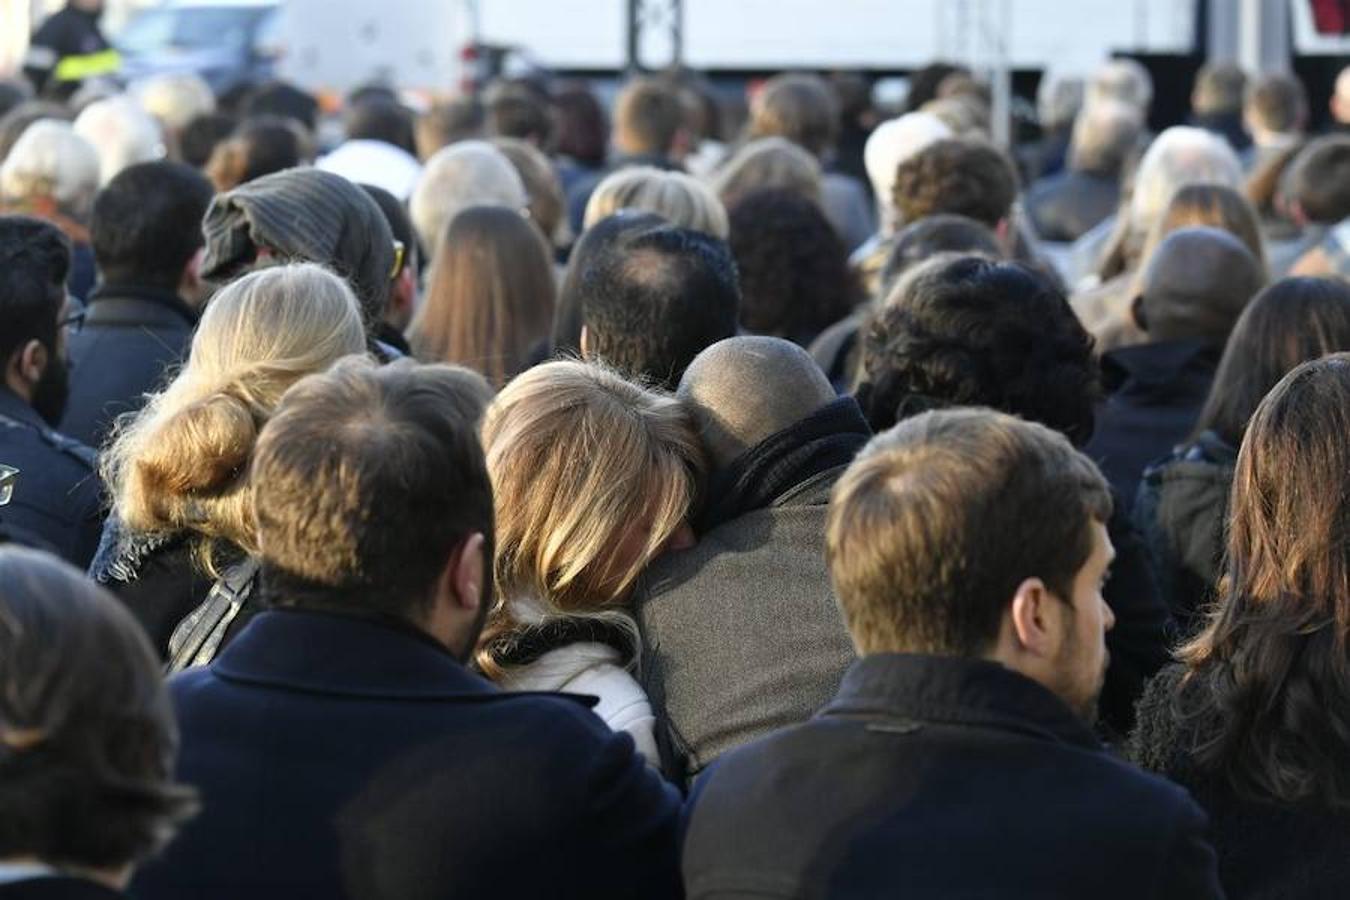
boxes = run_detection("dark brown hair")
[0,547,195,869]
[1288,135,1350,224]
[748,73,839,159]
[409,205,556,386]
[892,138,1018,229]
[1175,353,1350,809]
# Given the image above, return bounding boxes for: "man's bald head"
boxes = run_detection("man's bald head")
[678,336,837,471]
[1136,226,1265,344]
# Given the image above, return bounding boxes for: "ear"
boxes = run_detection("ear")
[180,247,204,293]
[1289,199,1310,229]
[1130,294,1148,331]
[579,324,593,358]
[449,532,486,614]
[18,340,47,384]
[994,217,1014,256]
[1007,576,1065,659]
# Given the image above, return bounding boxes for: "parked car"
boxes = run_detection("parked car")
[114,0,281,97]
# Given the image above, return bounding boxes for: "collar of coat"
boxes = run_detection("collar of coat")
[821,653,1102,752]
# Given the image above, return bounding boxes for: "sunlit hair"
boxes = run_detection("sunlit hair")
[1130,183,1268,299]
[583,165,729,238]
[475,360,705,680]
[1177,353,1350,809]
[711,136,822,211]
[102,263,367,572]
[0,119,99,218]
[409,205,556,387]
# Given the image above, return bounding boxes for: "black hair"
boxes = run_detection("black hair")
[727,188,859,346]
[241,80,318,132]
[881,213,1002,295]
[486,84,553,147]
[581,225,741,389]
[0,217,70,364]
[360,183,418,277]
[91,161,214,290]
[345,98,416,156]
[207,115,306,190]
[179,112,238,169]
[857,256,1099,444]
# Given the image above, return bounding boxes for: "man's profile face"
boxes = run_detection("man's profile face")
[1050,519,1115,724]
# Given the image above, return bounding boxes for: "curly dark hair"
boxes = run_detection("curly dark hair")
[856,256,1098,443]
[891,138,1018,229]
[728,188,861,346]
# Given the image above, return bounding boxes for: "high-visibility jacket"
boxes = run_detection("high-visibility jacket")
[22,5,120,96]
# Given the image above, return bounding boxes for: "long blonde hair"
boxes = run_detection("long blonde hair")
[102,263,367,572]
[475,360,705,679]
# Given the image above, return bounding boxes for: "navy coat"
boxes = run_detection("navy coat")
[131,608,683,900]
[682,653,1225,899]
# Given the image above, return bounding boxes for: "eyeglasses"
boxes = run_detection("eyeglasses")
[59,309,86,334]
[388,240,406,280]
[0,464,17,507]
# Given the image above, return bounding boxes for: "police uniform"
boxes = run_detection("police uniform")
[22,4,120,97]
[0,387,104,568]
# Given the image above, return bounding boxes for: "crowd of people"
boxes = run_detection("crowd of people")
[3,9,1350,895]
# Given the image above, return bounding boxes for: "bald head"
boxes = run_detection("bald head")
[678,336,837,471]
[1137,226,1265,344]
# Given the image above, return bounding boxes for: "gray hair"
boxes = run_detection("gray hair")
[583,166,729,238]
[0,119,99,216]
[134,74,216,132]
[409,140,527,255]
[1038,75,1085,130]
[73,96,165,186]
[1068,100,1143,176]
[1129,126,1243,238]
[1087,59,1154,113]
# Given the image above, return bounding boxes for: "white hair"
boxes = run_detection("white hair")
[0,119,100,216]
[863,112,952,233]
[1038,75,1085,130]
[134,74,216,132]
[73,96,166,186]
[1129,126,1243,237]
[1087,59,1154,114]
[409,140,527,254]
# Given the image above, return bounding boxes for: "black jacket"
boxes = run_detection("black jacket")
[682,653,1224,899]
[0,879,123,900]
[1131,665,1350,899]
[62,284,198,449]
[1134,431,1237,638]
[1025,169,1121,242]
[1086,338,1222,518]
[22,6,114,96]
[0,388,102,567]
[132,608,683,900]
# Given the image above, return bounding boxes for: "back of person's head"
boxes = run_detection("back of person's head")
[749,73,839,159]
[360,183,417,279]
[904,62,968,113]
[0,547,195,876]
[134,73,215,133]
[91,161,213,290]
[581,225,740,389]
[552,210,665,355]
[344,97,416,156]
[1037,74,1084,132]
[477,360,703,677]
[858,256,1097,443]
[891,137,1018,230]
[72,96,164,186]
[0,102,70,165]
[492,136,566,246]
[410,206,555,386]
[205,115,309,193]
[1087,58,1154,114]
[0,119,99,218]
[827,408,1111,666]
[241,80,318,132]
[1136,226,1265,344]
[711,136,822,212]
[178,112,237,169]
[103,264,366,560]
[583,165,728,238]
[677,335,837,470]
[0,216,69,369]
[613,76,685,157]
[552,82,608,168]
[1244,71,1307,137]
[1287,135,1350,225]
[1137,182,1267,281]
[414,96,485,161]
[484,81,552,148]
[251,358,493,638]
[1068,99,1143,176]
[862,112,952,228]
[1128,125,1243,240]
[1180,352,1350,809]
[201,167,396,326]
[1192,62,1247,118]
[879,214,1001,294]
[727,188,857,346]
[1194,277,1350,448]
[409,140,527,256]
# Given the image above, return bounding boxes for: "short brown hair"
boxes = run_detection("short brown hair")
[1289,135,1350,224]
[0,547,195,869]
[826,408,1111,656]
[613,77,685,155]
[1245,72,1307,134]
[891,138,1018,229]
[252,357,494,616]
[748,73,839,158]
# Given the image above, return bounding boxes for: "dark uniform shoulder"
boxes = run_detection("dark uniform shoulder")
[0,408,103,565]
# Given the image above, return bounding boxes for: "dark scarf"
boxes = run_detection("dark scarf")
[697,397,871,533]
[484,615,637,670]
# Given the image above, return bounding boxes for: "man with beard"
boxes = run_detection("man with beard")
[132,358,682,900]
[0,216,101,565]
[682,409,1224,899]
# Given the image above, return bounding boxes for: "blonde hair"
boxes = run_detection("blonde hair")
[711,136,822,211]
[102,264,367,572]
[583,166,729,238]
[476,360,705,679]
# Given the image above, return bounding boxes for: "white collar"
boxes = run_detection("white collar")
[0,861,61,885]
